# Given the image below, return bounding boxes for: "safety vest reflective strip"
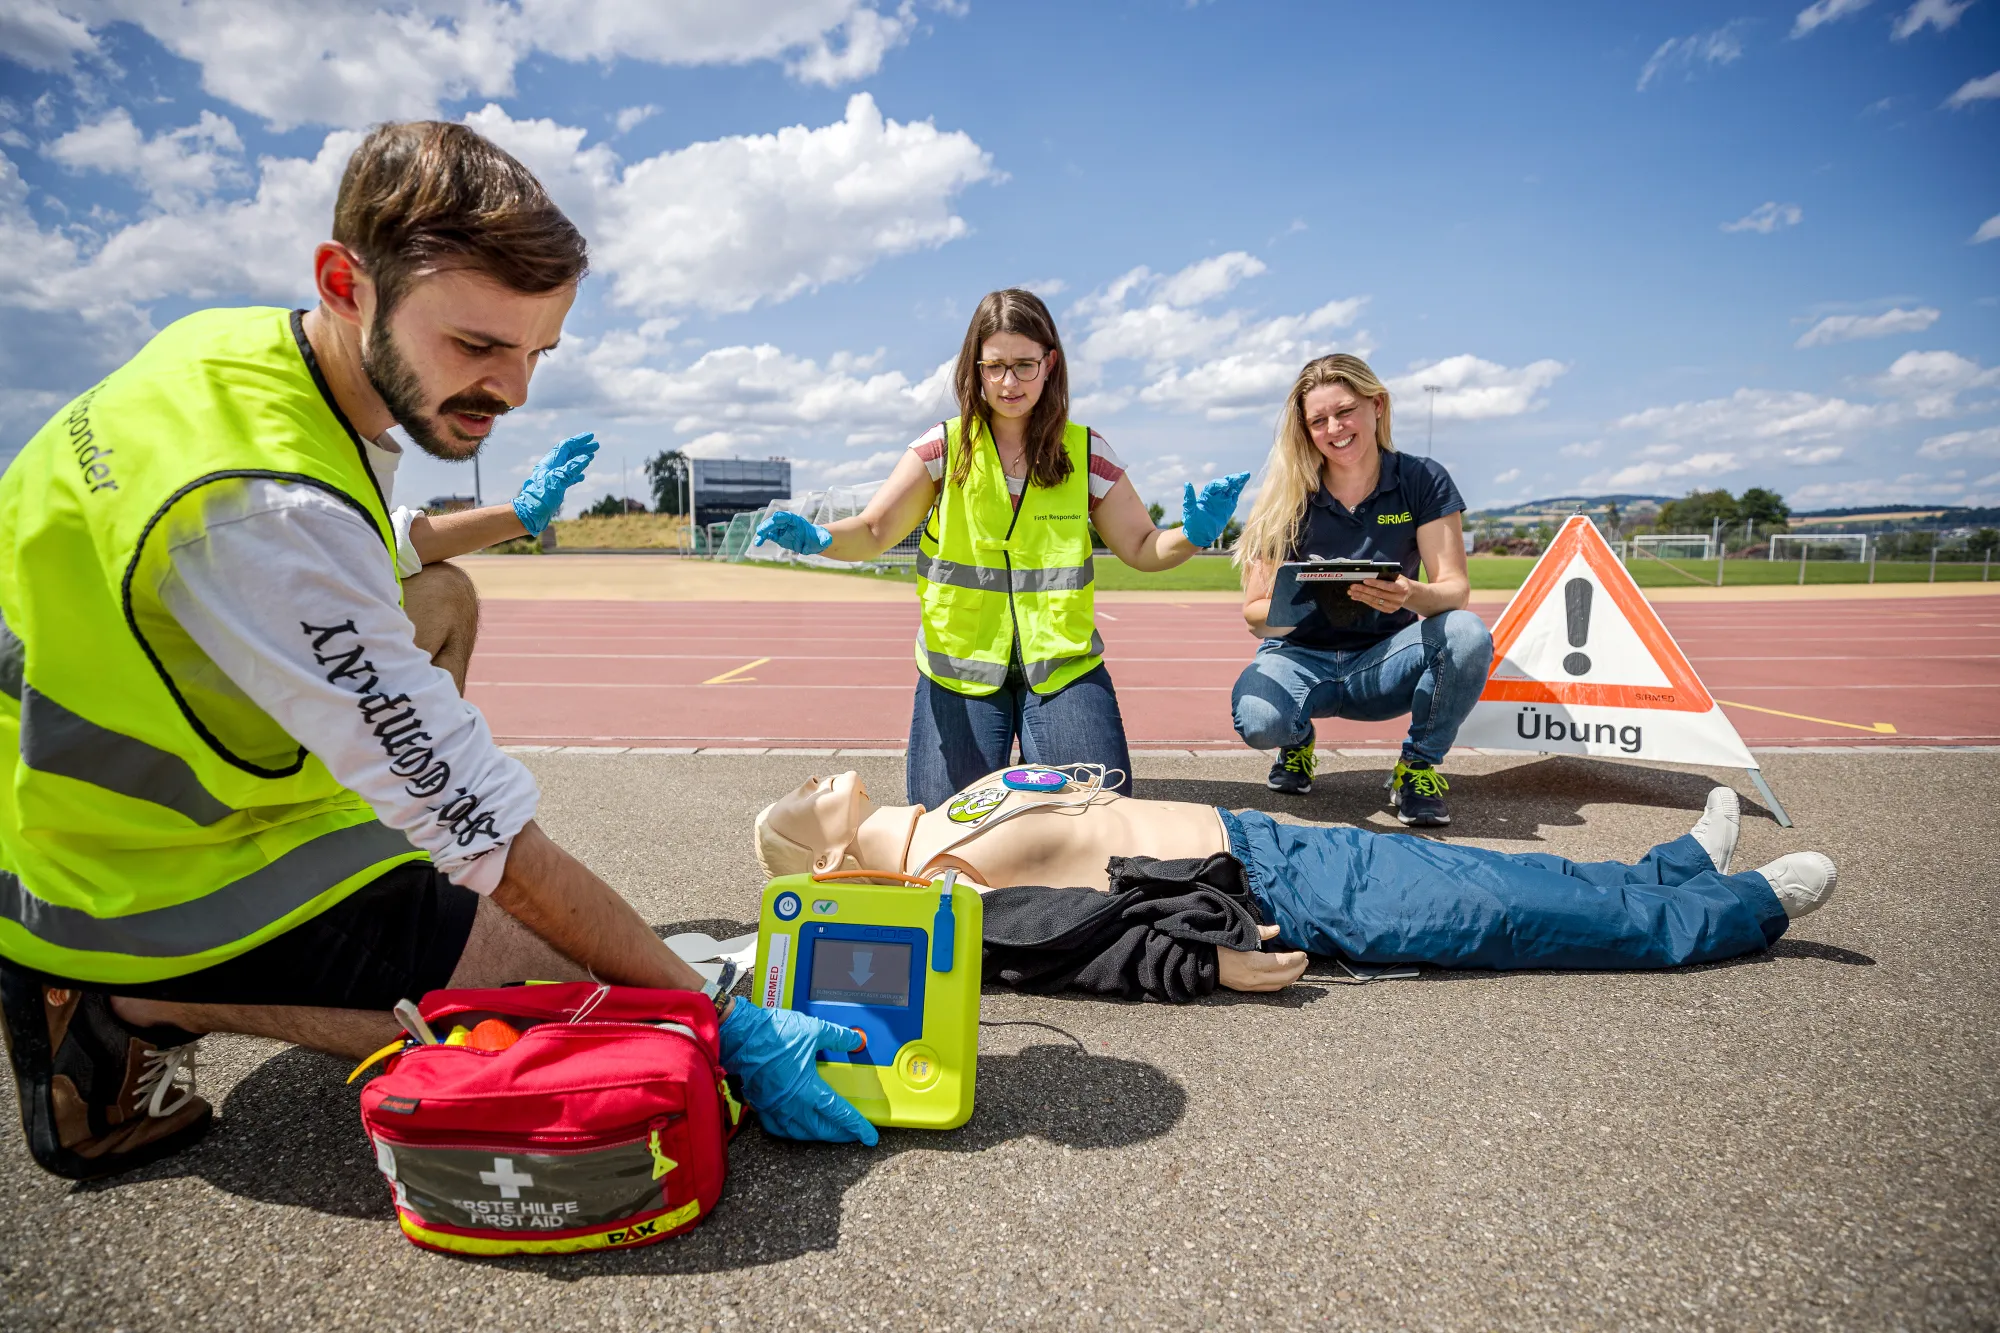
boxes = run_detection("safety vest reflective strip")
[0,307,417,984]
[913,550,1095,594]
[0,616,234,826]
[914,418,1103,696]
[912,621,1108,691]
[0,821,413,957]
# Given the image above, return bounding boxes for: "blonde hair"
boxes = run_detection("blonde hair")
[1234,354,1395,574]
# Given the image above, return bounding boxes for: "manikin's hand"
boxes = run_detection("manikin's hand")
[1217,924,1308,992]
[512,432,598,535]
[1348,573,1413,615]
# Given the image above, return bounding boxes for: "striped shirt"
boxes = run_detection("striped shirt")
[908,422,1127,512]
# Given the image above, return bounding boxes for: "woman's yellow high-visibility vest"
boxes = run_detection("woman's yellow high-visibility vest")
[0,307,426,985]
[914,417,1103,696]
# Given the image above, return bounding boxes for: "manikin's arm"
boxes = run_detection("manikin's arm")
[1091,475,1201,572]
[926,772,1309,992]
[817,449,939,562]
[407,505,530,564]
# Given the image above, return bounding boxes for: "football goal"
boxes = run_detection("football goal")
[1768,534,1869,562]
[1631,533,1715,562]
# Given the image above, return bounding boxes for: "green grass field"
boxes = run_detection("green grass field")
[815,551,1995,592]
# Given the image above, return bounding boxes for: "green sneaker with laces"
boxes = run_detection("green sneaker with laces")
[1390,760,1452,827]
[1267,736,1317,795]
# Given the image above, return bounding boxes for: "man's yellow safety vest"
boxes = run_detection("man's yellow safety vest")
[914,417,1103,696]
[0,307,426,985]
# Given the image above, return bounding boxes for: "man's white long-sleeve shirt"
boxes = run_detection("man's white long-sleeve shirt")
[150,436,534,894]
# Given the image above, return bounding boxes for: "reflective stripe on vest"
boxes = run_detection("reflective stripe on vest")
[913,549,1095,595]
[0,307,415,983]
[914,417,1103,696]
[0,820,412,957]
[1,612,231,825]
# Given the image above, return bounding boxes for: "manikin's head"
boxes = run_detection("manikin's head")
[754,771,880,877]
[314,121,588,460]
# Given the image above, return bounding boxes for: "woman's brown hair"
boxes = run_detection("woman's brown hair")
[948,288,1073,488]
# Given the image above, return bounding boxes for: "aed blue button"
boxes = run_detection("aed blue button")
[774,892,802,921]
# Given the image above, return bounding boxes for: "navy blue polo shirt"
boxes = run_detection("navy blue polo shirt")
[1283,450,1466,651]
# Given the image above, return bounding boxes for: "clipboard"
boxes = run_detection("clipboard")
[1265,558,1405,628]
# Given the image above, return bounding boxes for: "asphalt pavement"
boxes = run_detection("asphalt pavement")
[4,749,1996,1331]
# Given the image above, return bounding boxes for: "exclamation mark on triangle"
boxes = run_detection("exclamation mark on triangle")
[1563,577,1592,676]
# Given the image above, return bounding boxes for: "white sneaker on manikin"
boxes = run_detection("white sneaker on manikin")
[1754,852,1838,919]
[1689,786,1741,874]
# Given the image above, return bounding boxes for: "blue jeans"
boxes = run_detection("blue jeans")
[905,664,1135,809]
[1231,610,1494,765]
[1221,809,1788,970]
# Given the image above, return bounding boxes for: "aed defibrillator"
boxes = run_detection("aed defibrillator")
[753,867,982,1131]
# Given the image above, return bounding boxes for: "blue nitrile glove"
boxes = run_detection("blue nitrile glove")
[718,999,878,1146]
[1180,470,1252,547]
[753,510,833,556]
[512,432,598,535]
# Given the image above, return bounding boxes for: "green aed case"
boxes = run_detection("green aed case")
[752,870,981,1130]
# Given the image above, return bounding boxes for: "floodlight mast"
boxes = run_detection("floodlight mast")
[1422,384,1442,457]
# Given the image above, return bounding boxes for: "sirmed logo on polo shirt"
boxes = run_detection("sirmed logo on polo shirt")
[1377,511,1412,525]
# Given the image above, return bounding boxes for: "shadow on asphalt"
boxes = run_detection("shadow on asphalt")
[1137,755,1735,840]
[75,1038,1186,1275]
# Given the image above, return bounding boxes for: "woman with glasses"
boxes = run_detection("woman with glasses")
[1231,354,1493,826]
[755,288,1248,807]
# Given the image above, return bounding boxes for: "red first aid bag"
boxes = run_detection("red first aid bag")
[358,982,743,1256]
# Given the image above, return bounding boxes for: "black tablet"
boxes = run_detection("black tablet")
[1265,558,1405,628]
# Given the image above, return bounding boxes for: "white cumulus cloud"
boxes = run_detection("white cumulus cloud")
[1724,201,1803,234]
[45,108,246,211]
[1876,349,2000,416]
[1975,213,2000,243]
[1615,387,1890,444]
[16,1,928,130]
[1386,355,1569,420]
[1795,305,1940,346]
[1637,23,1749,90]
[530,320,954,458]
[1946,70,2000,107]
[1792,0,1874,37]
[0,0,96,72]
[1594,451,1741,490]
[1894,0,1973,37]
[1917,426,2000,458]
[1070,253,1371,421]
[592,94,993,315]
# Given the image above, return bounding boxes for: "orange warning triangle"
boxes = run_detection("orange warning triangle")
[1478,515,1713,714]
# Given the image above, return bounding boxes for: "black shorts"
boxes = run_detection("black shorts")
[28,860,480,1011]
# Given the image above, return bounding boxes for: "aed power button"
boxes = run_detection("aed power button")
[896,1043,941,1090]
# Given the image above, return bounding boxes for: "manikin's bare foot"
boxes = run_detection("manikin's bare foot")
[1217,924,1309,992]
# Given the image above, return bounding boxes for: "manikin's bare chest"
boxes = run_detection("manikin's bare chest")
[901,782,1227,893]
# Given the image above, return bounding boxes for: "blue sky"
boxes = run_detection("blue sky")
[2,0,1996,516]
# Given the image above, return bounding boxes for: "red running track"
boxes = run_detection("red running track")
[466,596,2000,749]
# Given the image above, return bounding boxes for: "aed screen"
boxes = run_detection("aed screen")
[808,940,912,1007]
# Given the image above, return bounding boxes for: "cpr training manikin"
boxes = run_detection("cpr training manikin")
[755,766,1842,999]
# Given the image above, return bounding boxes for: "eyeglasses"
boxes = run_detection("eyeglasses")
[977,357,1045,383]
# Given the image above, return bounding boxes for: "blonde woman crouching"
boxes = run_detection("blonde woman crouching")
[1232,354,1493,825]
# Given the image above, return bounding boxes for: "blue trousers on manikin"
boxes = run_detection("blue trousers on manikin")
[1221,810,1789,970]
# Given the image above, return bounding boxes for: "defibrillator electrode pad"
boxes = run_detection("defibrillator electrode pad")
[753,869,982,1130]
